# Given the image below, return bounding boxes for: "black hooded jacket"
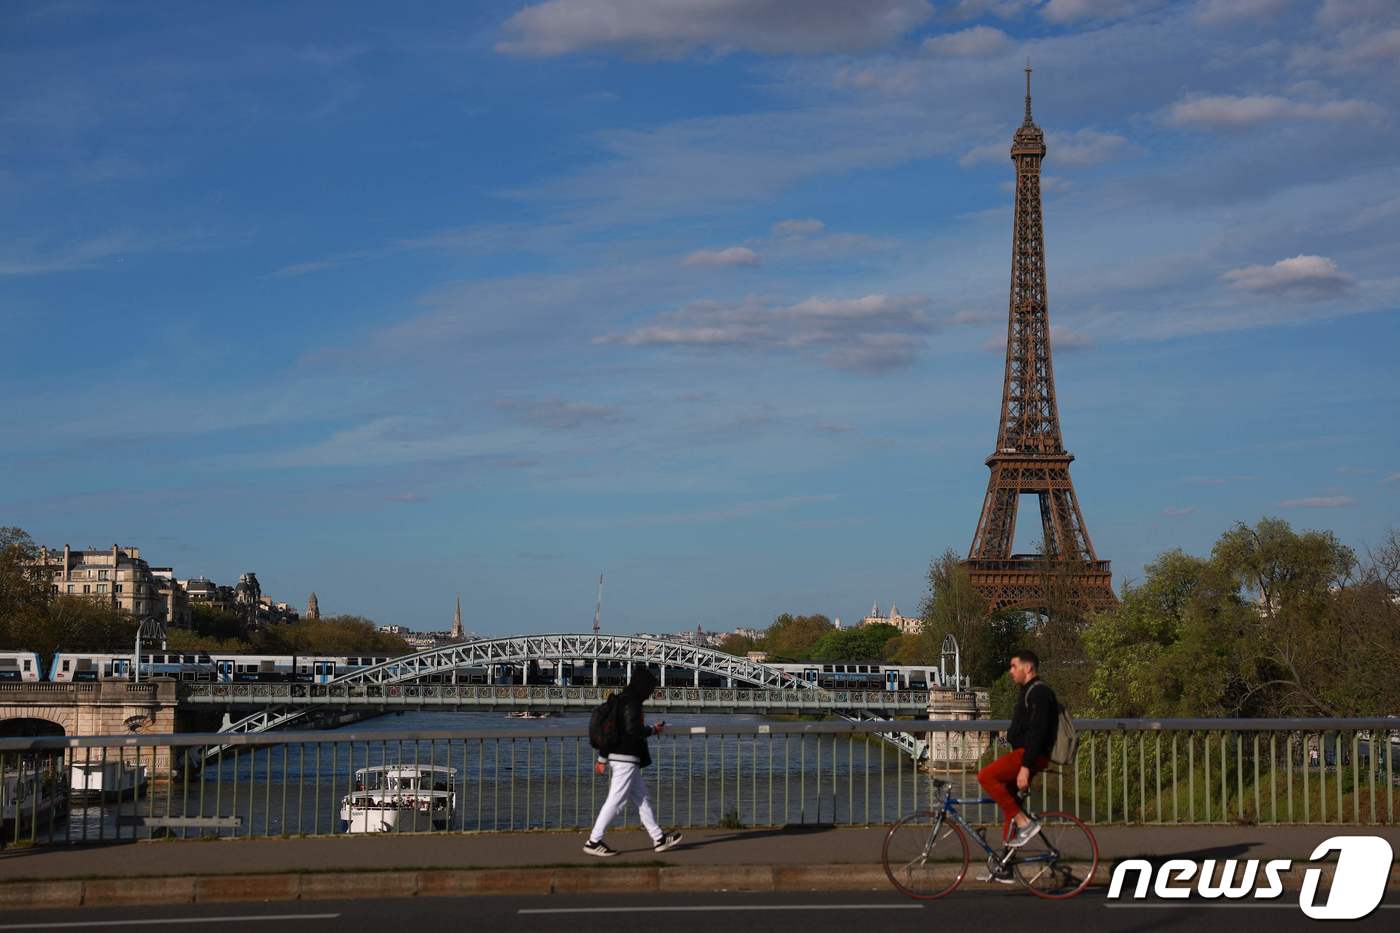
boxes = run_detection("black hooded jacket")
[608,668,658,767]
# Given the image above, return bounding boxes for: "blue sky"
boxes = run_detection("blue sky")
[2,0,1397,635]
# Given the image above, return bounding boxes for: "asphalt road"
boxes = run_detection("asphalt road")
[1,891,1397,932]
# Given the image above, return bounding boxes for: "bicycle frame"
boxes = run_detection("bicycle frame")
[929,784,1062,874]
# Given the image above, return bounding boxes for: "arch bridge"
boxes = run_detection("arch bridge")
[195,635,975,760]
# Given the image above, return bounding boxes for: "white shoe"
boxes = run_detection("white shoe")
[653,831,683,853]
[978,854,1016,884]
[1005,820,1041,848]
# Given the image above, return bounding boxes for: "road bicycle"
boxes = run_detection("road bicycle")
[882,776,1098,900]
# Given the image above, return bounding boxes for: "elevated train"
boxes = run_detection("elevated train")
[0,650,965,691]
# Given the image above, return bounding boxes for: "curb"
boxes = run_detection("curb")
[2,862,1396,910]
[0,865,977,908]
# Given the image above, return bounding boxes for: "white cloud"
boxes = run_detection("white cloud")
[0,231,146,276]
[496,0,934,58]
[1047,128,1134,167]
[772,218,826,237]
[1184,475,1259,486]
[598,293,934,371]
[1278,496,1357,508]
[1164,94,1379,129]
[959,142,1006,167]
[921,26,1011,58]
[1315,0,1399,30]
[1042,0,1167,23]
[943,0,1036,19]
[682,245,760,268]
[949,308,1000,325]
[1223,255,1354,297]
[493,398,625,430]
[1194,0,1295,25]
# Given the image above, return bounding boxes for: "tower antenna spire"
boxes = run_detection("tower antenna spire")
[1023,58,1033,125]
[592,573,604,636]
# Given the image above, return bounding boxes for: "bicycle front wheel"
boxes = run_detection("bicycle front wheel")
[882,810,970,900]
[1011,810,1099,899]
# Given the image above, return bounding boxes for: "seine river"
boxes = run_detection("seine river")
[39,710,988,843]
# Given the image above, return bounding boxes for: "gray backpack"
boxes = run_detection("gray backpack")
[1032,681,1078,766]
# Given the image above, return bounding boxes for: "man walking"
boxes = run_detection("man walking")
[584,667,683,856]
[977,649,1057,870]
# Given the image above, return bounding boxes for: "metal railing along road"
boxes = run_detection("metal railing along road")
[0,718,1395,846]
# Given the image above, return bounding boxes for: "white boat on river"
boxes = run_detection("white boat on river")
[69,760,147,800]
[338,764,456,833]
[2,760,66,835]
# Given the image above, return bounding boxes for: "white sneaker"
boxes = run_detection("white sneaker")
[653,831,683,853]
[976,869,1017,884]
[1005,820,1041,848]
[583,840,618,857]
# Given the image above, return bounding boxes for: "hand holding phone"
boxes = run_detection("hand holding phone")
[653,721,666,735]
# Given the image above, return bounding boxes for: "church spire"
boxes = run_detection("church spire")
[451,595,462,640]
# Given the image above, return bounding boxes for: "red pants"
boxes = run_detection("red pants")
[977,748,1050,840]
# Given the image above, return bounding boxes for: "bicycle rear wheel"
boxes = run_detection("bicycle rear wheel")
[882,810,970,900]
[1011,810,1098,899]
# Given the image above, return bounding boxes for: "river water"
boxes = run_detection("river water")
[24,711,996,844]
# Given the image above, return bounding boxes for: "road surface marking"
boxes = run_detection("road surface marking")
[520,904,922,914]
[0,914,340,930]
[1105,904,1400,910]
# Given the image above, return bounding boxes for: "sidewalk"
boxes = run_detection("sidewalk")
[2,825,1397,908]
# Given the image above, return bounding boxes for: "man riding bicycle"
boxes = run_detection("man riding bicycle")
[976,649,1056,879]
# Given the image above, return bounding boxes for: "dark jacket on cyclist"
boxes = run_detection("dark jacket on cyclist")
[607,668,658,768]
[1007,677,1057,764]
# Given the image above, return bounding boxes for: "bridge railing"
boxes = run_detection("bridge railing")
[178,683,940,712]
[0,718,1395,846]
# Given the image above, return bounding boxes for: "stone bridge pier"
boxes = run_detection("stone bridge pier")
[0,681,182,774]
[925,687,993,771]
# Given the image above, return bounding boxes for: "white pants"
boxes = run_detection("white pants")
[589,758,662,843]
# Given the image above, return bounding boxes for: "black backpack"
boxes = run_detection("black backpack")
[588,693,622,754]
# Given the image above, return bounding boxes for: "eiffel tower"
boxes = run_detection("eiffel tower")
[963,67,1115,613]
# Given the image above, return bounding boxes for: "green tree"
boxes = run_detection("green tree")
[1083,518,1396,718]
[717,633,758,656]
[9,596,139,669]
[1082,550,1250,716]
[253,615,411,655]
[919,549,989,673]
[1213,518,1357,716]
[760,613,834,660]
[188,604,246,642]
[0,527,49,646]
[808,623,901,662]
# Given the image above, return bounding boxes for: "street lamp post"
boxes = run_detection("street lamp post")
[134,617,168,684]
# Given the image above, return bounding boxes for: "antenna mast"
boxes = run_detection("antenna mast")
[592,573,604,636]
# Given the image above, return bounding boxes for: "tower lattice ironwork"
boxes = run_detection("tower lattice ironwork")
[963,67,1115,613]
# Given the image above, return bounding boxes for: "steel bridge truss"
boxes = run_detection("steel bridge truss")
[207,634,936,760]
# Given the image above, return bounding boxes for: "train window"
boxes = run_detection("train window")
[62,660,71,671]
[22,660,31,671]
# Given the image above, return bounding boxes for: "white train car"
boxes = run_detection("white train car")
[0,651,43,682]
[768,662,953,691]
[48,652,393,684]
